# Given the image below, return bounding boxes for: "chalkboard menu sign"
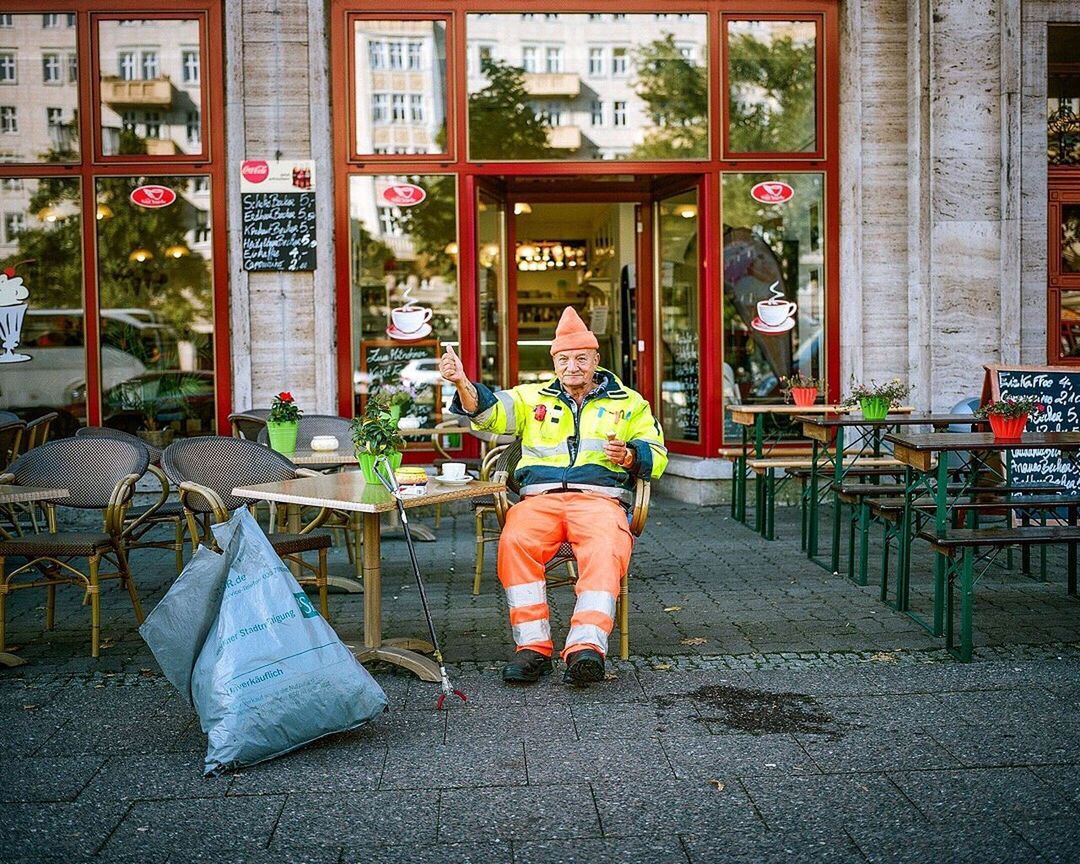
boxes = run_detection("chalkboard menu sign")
[239,159,317,272]
[360,339,442,430]
[986,364,1080,497]
[670,329,700,440]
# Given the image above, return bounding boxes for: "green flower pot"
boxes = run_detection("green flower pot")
[266,420,299,454]
[358,450,403,484]
[859,396,892,421]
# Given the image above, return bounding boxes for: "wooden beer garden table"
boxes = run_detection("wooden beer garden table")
[232,472,504,681]
[0,484,70,667]
[797,412,975,574]
[884,431,1080,658]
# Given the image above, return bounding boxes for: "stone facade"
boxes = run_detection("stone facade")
[224,1,1069,464]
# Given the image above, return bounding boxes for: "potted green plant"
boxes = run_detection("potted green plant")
[975,397,1044,440]
[371,381,415,426]
[350,394,406,483]
[266,391,302,454]
[779,373,823,407]
[107,373,204,447]
[841,377,913,421]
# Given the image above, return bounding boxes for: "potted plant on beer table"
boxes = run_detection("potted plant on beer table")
[779,373,823,407]
[975,397,1044,440]
[351,395,406,483]
[266,391,303,454]
[842,378,913,421]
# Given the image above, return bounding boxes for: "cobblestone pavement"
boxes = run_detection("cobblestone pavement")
[1,497,1077,863]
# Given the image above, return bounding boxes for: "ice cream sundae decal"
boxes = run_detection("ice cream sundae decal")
[0,266,31,363]
[751,280,797,335]
[386,275,433,341]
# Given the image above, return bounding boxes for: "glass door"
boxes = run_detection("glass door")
[476,186,508,387]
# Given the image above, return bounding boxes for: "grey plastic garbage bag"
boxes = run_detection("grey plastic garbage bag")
[140,508,387,775]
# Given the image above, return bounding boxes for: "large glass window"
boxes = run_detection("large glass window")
[477,190,505,389]
[0,177,85,435]
[98,18,204,157]
[466,13,708,161]
[726,19,817,154]
[0,15,78,162]
[353,20,448,158]
[349,174,458,423]
[96,175,216,435]
[657,188,700,442]
[722,173,825,436]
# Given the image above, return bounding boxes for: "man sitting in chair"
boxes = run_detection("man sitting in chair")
[441,307,667,686]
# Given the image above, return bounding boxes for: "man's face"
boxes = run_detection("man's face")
[553,350,600,390]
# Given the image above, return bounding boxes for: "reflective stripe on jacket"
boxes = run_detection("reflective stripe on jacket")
[451,369,667,504]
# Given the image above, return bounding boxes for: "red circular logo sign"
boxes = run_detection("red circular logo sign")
[750,181,795,204]
[380,183,427,207]
[130,185,177,209]
[241,160,270,184]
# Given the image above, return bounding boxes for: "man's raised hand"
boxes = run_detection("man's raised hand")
[439,344,467,385]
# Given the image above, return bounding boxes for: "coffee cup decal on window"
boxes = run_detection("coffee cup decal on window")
[751,280,797,334]
[387,275,433,341]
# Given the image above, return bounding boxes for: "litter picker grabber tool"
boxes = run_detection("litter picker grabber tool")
[372,457,467,710]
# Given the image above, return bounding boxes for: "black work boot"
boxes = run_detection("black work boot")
[502,649,553,684]
[563,648,605,686]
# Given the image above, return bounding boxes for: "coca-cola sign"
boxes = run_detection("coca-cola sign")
[241,160,270,184]
[380,183,427,207]
[130,185,177,209]
[750,181,795,205]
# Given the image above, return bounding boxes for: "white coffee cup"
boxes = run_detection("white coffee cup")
[391,305,432,334]
[441,462,467,480]
[757,299,797,327]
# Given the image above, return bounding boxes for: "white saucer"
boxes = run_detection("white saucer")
[751,316,795,334]
[386,322,433,341]
[435,475,472,485]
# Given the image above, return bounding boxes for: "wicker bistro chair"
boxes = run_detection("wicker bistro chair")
[8,412,59,534]
[431,415,517,529]
[489,440,652,660]
[228,409,270,441]
[0,420,24,471]
[161,436,332,618]
[0,438,149,657]
[75,428,188,575]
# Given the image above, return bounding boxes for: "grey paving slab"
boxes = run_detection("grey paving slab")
[741,773,926,832]
[271,790,439,848]
[1029,764,1080,808]
[524,737,674,786]
[681,829,865,864]
[34,705,194,757]
[888,767,1079,823]
[1005,816,1080,864]
[571,700,709,739]
[0,755,105,802]
[167,848,341,864]
[103,795,285,855]
[661,733,821,780]
[796,730,961,773]
[513,836,690,864]
[593,778,762,839]
[845,818,1041,863]
[0,801,130,859]
[341,842,514,864]
[226,736,386,795]
[0,705,70,755]
[931,719,1080,767]
[437,784,601,843]
[380,739,526,790]
[445,703,576,742]
[76,752,229,802]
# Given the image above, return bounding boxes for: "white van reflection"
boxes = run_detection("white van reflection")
[0,308,176,428]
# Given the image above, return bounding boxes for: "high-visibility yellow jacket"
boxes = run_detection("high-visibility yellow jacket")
[451,369,667,506]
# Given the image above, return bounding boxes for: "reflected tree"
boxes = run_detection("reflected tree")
[630,35,708,159]
[468,59,555,160]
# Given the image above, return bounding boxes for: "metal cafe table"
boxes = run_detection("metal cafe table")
[797,412,973,575]
[726,404,850,533]
[885,431,1080,659]
[232,472,504,681]
[0,483,70,667]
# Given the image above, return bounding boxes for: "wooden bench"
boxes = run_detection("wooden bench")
[915,523,1080,660]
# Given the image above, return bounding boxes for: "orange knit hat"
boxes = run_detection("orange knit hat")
[549,306,599,356]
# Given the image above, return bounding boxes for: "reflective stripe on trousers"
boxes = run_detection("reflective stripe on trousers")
[497,493,633,659]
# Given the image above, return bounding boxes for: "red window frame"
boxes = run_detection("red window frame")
[0,1,230,432]
[1048,171,1080,365]
[330,0,840,460]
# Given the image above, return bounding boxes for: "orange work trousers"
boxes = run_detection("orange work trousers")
[498,492,634,660]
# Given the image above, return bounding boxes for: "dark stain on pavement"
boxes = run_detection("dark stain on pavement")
[658,685,841,737]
